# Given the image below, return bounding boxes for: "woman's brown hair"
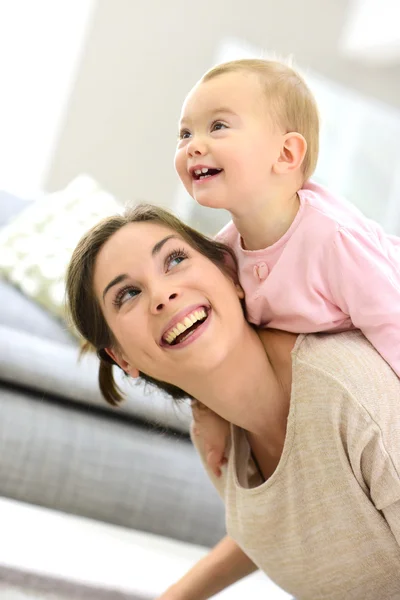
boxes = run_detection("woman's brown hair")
[66,203,238,406]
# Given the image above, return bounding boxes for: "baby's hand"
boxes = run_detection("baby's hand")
[191,400,230,477]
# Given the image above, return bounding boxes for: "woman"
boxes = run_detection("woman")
[66,204,400,600]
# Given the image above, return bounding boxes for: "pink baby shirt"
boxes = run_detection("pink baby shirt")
[217,180,400,377]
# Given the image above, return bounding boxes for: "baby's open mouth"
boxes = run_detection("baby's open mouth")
[162,307,209,346]
[192,167,222,181]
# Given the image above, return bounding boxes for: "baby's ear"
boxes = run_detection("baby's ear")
[105,347,140,378]
[273,132,307,175]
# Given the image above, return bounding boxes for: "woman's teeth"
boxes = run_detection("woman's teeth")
[163,308,207,345]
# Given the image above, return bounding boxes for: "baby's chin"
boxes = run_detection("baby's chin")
[193,192,231,211]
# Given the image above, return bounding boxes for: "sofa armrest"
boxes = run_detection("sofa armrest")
[0,324,191,433]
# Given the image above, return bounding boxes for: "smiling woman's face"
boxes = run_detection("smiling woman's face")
[93,221,245,392]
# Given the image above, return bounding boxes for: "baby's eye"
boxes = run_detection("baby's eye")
[113,286,140,308]
[211,121,227,132]
[178,129,191,140]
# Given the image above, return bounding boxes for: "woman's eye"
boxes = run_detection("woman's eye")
[166,249,188,271]
[113,286,140,308]
[211,121,227,132]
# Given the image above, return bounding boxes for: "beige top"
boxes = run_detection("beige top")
[194,331,400,600]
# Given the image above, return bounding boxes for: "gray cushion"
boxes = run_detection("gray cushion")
[0,325,192,434]
[0,280,75,345]
[0,385,225,548]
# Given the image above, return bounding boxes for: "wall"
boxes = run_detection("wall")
[44,0,400,213]
[0,0,95,196]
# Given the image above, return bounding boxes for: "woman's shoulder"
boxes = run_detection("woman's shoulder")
[292,330,400,419]
[293,331,400,510]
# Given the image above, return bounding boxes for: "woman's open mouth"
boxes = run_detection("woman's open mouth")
[162,307,210,347]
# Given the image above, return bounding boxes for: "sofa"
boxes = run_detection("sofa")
[0,189,225,549]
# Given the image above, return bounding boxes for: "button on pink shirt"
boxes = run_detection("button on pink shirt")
[216,180,400,377]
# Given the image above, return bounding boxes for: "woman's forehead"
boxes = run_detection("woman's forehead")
[105,221,177,254]
[94,221,179,281]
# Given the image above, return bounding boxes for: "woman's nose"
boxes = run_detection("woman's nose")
[151,291,178,314]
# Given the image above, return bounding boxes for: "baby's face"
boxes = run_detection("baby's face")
[175,71,285,215]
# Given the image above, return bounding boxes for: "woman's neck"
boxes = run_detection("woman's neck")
[187,325,297,442]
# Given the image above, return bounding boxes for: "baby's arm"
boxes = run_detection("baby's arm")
[191,400,230,477]
[327,227,400,377]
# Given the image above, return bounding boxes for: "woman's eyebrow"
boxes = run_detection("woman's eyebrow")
[151,234,179,256]
[102,234,180,301]
[103,273,128,302]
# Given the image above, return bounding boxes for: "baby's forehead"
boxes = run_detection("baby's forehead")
[180,71,264,119]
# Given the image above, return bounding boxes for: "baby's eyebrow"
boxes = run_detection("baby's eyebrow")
[179,107,237,126]
[209,107,237,117]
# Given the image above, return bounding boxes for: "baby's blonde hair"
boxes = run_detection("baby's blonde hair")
[202,58,319,181]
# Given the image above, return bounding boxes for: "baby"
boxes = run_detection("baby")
[175,58,400,476]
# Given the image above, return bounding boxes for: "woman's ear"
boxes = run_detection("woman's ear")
[273,132,307,175]
[105,347,140,379]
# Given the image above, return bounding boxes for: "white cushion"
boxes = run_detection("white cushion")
[0,175,122,322]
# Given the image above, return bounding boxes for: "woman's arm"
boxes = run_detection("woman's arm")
[157,535,258,599]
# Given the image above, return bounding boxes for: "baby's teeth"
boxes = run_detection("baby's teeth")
[201,167,208,173]
[194,169,202,175]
